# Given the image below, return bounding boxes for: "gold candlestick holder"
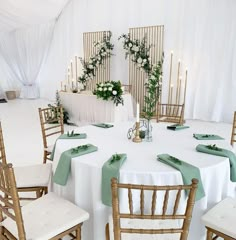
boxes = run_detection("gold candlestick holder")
[132,122,142,143]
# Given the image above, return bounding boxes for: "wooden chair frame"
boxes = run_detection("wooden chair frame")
[0,163,83,240]
[0,122,47,201]
[122,84,132,93]
[230,111,236,146]
[106,178,198,240]
[156,103,185,125]
[38,106,64,164]
[205,226,235,240]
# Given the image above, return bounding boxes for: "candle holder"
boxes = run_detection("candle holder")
[132,122,142,143]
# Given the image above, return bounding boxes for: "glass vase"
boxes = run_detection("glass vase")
[145,119,153,142]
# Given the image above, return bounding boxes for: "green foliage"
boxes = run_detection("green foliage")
[79,32,114,85]
[119,33,164,120]
[93,81,124,106]
[48,90,69,124]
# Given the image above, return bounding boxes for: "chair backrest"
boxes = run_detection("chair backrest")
[231,111,236,146]
[38,106,64,149]
[111,178,198,240]
[0,122,7,165]
[0,162,26,239]
[156,103,184,125]
[122,85,132,93]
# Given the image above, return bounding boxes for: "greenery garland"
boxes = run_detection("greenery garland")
[119,33,163,120]
[78,32,114,86]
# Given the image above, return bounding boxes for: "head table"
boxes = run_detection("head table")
[59,91,134,124]
[51,120,236,240]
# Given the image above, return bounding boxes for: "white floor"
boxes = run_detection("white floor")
[0,98,76,167]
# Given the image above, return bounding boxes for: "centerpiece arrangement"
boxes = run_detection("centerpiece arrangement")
[119,33,163,142]
[93,81,124,106]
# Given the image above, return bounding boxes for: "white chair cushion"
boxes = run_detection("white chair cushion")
[2,192,89,240]
[201,197,236,238]
[14,163,52,188]
[44,144,54,153]
[108,215,181,240]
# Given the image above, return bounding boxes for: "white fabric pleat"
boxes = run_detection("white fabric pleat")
[0,21,55,98]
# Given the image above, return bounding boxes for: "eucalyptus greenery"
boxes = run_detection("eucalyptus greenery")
[78,32,114,86]
[119,33,163,120]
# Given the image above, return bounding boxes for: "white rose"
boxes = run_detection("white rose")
[135,46,139,52]
[137,63,142,68]
[108,87,112,91]
[85,74,88,77]
[151,75,156,80]
[103,87,107,91]
[89,60,93,64]
[131,46,136,51]
[98,87,102,91]
[143,59,147,62]
[137,58,143,64]
[88,65,94,69]
[100,83,104,87]
[128,43,133,48]
[112,90,117,95]
[121,86,125,92]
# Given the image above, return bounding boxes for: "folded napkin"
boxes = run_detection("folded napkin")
[102,153,127,206]
[50,132,87,161]
[53,144,98,185]
[157,154,205,201]
[167,124,189,131]
[92,123,114,128]
[196,144,236,182]
[193,134,224,140]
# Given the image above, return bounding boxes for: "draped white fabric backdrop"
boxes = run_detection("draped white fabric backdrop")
[0,0,235,122]
[0,22,55,98]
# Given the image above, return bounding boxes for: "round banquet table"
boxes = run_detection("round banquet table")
[51,120,236,240]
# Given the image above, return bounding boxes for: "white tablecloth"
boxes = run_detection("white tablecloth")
[59,91,134,124]
[52,120,236,240]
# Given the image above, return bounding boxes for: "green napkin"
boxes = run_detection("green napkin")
[157,154,205,201]
[92,123,114,128]
[102,153,127,206]
[193,134,224,140]
[50,132,87,161]
[196,144,236,182]
[53,144,98,185]
[167,124,189,131]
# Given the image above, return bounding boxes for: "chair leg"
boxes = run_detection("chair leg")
[206,229,213,240]
[106,223,110,240]
[76,224,82,240]
[43,151,47,164]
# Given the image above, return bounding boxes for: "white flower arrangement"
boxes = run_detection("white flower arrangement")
[78,32,114,86]
[93,81,124,106]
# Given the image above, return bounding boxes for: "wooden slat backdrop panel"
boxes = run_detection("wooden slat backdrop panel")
[129,26,164,115]
[83,31,111,91]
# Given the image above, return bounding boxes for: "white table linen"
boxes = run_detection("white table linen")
[59,91,134,124]
[52,120,236,240]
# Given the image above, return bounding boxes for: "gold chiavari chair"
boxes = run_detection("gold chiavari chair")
[106,178,198,240]
[38,106,64,164]
[122,84,132,93]
[202,197,236,240]
[0,121,51,201]
[0,162,89,240]
[156,103,184,125]
[230,111,236,146]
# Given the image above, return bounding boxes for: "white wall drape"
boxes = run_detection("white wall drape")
[0,21,55,98]
[38,0,236,123]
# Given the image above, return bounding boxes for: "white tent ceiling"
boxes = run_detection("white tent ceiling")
[0,0,70,32]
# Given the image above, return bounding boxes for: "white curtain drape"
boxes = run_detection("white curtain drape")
[38,0,236,123]
[0,21,55,98]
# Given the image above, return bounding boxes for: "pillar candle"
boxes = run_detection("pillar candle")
[136,102,140,122]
